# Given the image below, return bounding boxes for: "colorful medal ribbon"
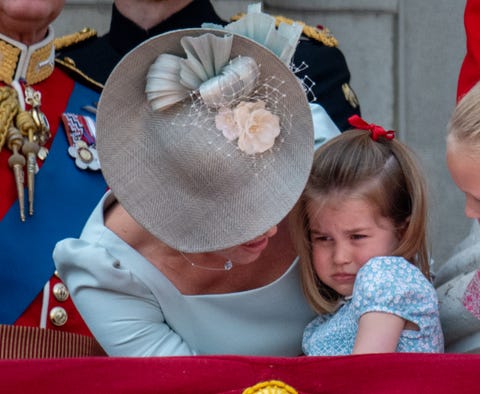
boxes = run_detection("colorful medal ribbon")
[62,112,100,171]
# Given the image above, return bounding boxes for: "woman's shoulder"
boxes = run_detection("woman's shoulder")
[53,192,112,271]
[53,191,164,291]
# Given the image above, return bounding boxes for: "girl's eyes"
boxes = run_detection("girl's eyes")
[312,234,367,242]
[350,234,367,240]
[311,235,330,242]
[311,234,368,242]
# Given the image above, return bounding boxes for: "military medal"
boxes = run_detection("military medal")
[62,113,100,171]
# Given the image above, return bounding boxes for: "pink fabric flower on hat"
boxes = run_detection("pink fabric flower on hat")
[215,107,239,141]
[215,100,280,154]
[463,269,480,320]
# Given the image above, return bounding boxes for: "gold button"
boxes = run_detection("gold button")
[49,306,68,326]
[52,282,69,302]
[63,56,76,67]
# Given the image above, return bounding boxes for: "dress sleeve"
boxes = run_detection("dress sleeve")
[53,238,194,356]
[351,256,438,326]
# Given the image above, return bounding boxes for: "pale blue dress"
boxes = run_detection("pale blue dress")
[53,191,316,357]
[303,256,444,355]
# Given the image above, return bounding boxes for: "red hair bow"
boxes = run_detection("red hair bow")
[348,115,395,141]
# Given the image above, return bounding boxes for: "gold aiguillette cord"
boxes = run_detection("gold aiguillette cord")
[0,85,50,221]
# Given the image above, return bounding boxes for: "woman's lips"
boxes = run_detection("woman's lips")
[241,237,269,253]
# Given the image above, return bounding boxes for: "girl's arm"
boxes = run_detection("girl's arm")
[352,311,405,354]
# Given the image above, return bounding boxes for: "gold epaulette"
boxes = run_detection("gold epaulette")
[230,13,338,48]
[54,27,97,51]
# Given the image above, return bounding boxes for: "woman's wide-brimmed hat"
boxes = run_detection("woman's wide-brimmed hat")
[96,26,314,252]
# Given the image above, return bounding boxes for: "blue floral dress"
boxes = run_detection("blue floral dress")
[302,256,444,355]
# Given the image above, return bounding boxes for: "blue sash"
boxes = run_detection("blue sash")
[0,83,107,323]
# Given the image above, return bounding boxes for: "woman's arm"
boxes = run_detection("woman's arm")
[352,311,405,354]
[54,238,194,356]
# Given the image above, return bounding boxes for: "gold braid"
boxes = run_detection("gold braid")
[0,86,20,151]
[53,27,97,51]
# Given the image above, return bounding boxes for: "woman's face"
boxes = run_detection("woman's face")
[215,226,278,265]
[447,140,480,221]
[0,0,64,43]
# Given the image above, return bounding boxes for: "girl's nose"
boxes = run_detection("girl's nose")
[333,244,351,266]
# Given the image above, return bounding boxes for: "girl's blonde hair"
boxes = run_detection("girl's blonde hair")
[290,129,430,314]
[448,81,480,152]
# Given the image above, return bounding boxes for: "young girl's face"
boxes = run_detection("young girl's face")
[307,196,401,297]
[447,140,480,221]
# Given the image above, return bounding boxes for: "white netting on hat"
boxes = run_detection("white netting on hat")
[169,62,294,176]
[291,61,317,102]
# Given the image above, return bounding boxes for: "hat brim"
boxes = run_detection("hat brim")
[97,28,313,252]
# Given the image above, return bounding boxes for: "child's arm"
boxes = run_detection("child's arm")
[352,311,405,354]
